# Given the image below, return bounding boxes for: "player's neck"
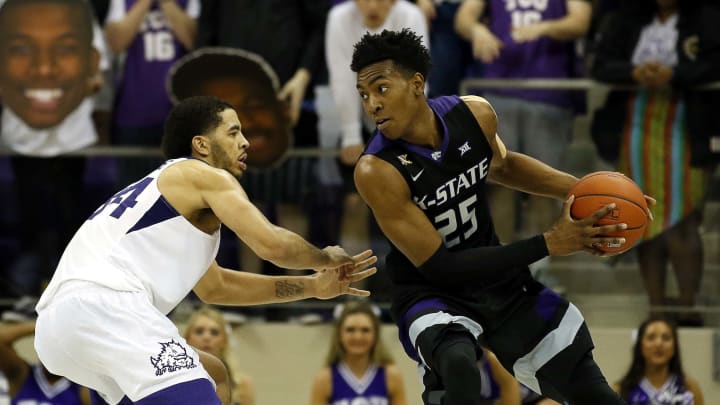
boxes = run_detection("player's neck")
[402,102,441,149]
[643,365,670,388]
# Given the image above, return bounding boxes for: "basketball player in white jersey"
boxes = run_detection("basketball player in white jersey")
[34,96,377,405]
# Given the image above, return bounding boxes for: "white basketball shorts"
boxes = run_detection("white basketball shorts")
[35,281,214,404]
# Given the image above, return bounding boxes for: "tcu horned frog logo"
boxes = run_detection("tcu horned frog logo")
[150,340,197,376]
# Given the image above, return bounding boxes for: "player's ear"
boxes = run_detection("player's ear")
[412,73,424,96]
[192,135,210,157]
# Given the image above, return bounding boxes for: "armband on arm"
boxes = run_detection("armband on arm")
[418,235,549,287]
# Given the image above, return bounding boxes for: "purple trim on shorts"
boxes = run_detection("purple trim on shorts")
[133,378,220,404]
[398,298,449,362]
[535,288,561,322]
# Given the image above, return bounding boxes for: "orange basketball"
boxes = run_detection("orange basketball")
[567,171,649,255]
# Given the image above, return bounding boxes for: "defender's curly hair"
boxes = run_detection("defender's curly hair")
[162,96,233,159]
[351,28,431,78]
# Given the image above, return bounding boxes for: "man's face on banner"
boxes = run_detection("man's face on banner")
[0,2,99,129]
[195,76,291,169]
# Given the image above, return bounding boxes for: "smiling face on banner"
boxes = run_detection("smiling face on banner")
[0,0,99,129]
[169,49,292,169]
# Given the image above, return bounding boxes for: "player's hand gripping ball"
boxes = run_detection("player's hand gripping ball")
[568,171,650,255]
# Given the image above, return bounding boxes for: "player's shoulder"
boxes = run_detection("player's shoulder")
[460,95,495,116]
[159,158,235,190]
[459,95,498,138]
[354,154,410,202]
[355,154,405,184]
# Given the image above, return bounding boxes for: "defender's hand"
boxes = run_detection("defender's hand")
[311,266,377,300]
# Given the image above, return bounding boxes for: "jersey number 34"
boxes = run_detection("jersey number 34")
[88,178,152,220]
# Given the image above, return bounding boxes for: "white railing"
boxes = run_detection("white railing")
[459,78,720,93]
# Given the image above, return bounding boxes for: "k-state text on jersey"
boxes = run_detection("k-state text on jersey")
[414,157,489,210]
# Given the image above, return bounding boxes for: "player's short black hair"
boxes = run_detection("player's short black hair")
[162,96,234,159]
[0,0,94,46]
[350,28,431,78]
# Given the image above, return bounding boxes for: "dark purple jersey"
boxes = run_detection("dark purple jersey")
[112,0,194,127]
[482,0,582,108]
[12,365,83,405]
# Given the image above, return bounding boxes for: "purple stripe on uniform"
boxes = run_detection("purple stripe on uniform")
[133,378,220,404]
[428,95,461,117]
[364,131,396,155]
[364,96,460,161]
[398,298,449,362]
[126,195,180,234]
[399,96,457,162]
[534,288,561,322]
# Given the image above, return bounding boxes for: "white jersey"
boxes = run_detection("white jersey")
[37,158,221,315]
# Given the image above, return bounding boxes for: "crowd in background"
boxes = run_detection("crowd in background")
[0,0,718,325]
[0,1,718,404]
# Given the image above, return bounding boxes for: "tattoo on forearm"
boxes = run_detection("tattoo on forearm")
[275,280,305,298]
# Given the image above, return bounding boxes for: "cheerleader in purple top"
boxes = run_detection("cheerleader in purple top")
[310,302,407,405]
[0,322,90,405]
[615,317,703,405]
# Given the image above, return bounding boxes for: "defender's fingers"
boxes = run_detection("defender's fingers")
[348,267,377,283]
[346,288,371,297]
[354,255,378,269]
[351,249,374,262]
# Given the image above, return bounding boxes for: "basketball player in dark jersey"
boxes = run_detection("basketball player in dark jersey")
[352,29,642,405]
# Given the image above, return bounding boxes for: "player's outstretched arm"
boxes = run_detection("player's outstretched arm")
[189,164,358,271]
[193,253,377,306]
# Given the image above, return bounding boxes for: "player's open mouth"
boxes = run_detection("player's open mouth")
[376,118,390,129]
[238,154,248,170]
